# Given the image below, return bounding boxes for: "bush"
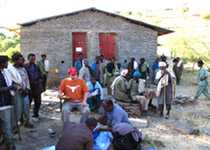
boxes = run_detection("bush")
[0,32,20,59]
[166,35,210,62]
[202,12,210,20]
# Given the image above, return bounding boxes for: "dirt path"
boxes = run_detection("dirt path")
[15,81,210,150]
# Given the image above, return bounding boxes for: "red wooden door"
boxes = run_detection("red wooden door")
[72,32,87,63]
[99,33,117,60]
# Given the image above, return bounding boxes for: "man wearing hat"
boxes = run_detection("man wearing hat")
[194,60,210,100]
[59,67,90,123]
[155,61,175,119]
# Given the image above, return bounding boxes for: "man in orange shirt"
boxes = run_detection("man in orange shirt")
[59,67,90,123]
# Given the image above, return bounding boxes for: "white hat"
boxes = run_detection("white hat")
[159,61,167,67]
[120,69,128,76]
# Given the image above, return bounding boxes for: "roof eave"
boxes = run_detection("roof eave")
[157,29,174,36]
[19,7,174,36]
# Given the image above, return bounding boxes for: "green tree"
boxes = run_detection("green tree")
[166,34,210,62]
[0,32,20,57]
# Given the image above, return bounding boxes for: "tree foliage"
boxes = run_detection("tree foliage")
[166,34,210,62]
[0,32,20,58]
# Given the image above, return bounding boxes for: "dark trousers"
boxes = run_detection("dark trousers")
[87,95,101,112]
[42,74,47,91]
[176,75,181,85]
[113,132,140,150]
[29,86,42,117]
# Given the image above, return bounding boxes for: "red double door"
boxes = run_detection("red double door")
[99,33,117,60]
[72,32,117,62]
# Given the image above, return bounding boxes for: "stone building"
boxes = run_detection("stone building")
[20,8,172,76]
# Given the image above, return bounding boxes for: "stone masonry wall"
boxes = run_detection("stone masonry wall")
[21,10,158,77]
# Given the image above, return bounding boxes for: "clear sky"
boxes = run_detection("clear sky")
[0,0,209,27]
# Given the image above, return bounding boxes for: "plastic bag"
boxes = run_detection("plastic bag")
[93,131,113,150]
[42,145,55,150]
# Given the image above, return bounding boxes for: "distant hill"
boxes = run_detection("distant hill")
[118,7,210,61]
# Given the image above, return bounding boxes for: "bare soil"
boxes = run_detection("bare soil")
[16,72,210,150]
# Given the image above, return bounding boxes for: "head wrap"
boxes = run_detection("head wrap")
[159,61,167,67]
[133,70,141,78]
[120,69,128,76]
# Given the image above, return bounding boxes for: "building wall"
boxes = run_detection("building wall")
[21,11,158,76]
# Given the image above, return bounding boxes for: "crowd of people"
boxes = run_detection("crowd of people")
[57,54,210,150]
[67,55,177,117]
[0,52,49,149]
[57,54,176,150]
[0,51,209,150]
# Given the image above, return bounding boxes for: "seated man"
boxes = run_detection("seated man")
[59,67,90,123]
[128,70,155,115]
[87,76,104,112]
[56,117,97,150]
[111,69,131,102]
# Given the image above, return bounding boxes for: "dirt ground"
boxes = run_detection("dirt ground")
[15,71,210,150]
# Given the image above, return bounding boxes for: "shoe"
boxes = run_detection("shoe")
[13,127,19,134]
[32,114,39,118]
[32,117,39,122]
[165,110,170,119]
[160,112,164,118]
[48,128,56,138]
